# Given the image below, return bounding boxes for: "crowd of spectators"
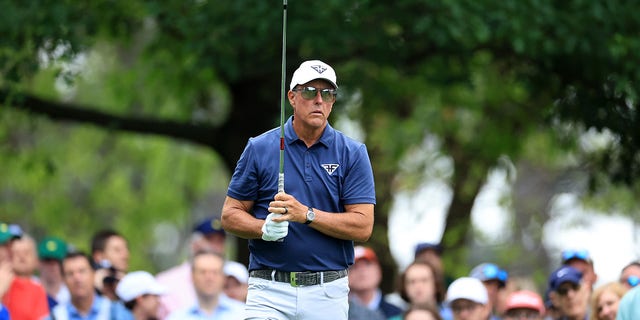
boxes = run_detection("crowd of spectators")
[2,219,639,320]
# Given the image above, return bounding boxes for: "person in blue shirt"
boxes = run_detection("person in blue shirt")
[616,284,640,320]
[166,251,244,320]
[48,252,112,320]
[0,304,9,320]
[221,59,376,320]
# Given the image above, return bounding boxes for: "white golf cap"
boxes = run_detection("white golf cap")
[116,271,167,302]
[445,277,488,305]
[224,260,249,284]
[289,60,338,90]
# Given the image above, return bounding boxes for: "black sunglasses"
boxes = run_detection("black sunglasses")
[292,86,337,101]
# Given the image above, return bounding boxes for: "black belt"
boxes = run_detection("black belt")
[249,269,348,287]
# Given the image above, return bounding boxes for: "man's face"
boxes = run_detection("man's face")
[191,253,225,299]
[136,294,162,319]
[348,259,381,292]
[11,237,38,277]
[191,233,226,255]
[224,275,248,302]
[404,263,436,305]
[565,259,597,287]
[63,256,95,300]
[39,259,63,282]
[503,308,542,320]
[450,299,490,320]
[620,264,640,288]
[482,280,502,309]
[103,236,129,271]
[288,79,336,130]
[553,281,589,319]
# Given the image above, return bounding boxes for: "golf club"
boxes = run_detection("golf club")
[278,0,287,194]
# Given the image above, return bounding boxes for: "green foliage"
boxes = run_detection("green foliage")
[0,107,224,272]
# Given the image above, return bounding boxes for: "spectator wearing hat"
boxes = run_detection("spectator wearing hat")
[38,236,71,310]
[618,261,640,289]
[543,288,562,320]
[414,243,444,278]
[616,284,640,320]
[116,271,167,320]
[348,246,403,318]
[502,290,545,320]
[469,263,508,320]
[49,251,112,320]
[166,251,244,320]
[445,277,491,320]
[223,260,248,303]
[156,217,227,318]
[547,265,590,320]
[560,249,597,290]
[589,281,627,320]
[0,222,50,320]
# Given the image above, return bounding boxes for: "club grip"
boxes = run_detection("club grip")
[278,173,285,193]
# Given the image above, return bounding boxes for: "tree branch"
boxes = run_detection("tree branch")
[1,88,221,150]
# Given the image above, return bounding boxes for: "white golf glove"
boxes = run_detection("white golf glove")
[261,213,289,241]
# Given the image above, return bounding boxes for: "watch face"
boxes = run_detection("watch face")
[306,208,315,224]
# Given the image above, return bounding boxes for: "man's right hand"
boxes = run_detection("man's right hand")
[261,213,289,241]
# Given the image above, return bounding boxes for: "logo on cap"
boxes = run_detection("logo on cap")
[46,240,58,252]
[556,268,569,278]
[310,65,328,74]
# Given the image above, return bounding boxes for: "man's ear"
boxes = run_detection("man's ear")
[288,90,295,106]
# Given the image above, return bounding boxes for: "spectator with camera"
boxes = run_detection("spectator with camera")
[90,229,130,301]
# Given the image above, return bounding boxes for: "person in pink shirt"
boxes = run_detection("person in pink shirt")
[155,217,227,318]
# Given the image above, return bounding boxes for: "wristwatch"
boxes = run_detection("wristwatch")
[304,207,315,225]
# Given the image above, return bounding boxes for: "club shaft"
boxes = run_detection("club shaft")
[278,0,287,193]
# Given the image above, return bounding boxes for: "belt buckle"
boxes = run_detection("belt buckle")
[290,271,298,287]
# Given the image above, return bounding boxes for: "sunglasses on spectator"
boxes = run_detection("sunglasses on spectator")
[623,275,640,287]
[556,283,580,296]
[292,86,337,101]
[561,249,590,262]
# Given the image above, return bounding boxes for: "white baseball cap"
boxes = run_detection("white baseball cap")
[224,260,249,284]
[445,277,488,305]
[289,60,338,90]
[116,271,167,302]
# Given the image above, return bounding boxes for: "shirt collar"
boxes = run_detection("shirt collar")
[188,298,234,316]
[67,294,104,318]
[285,116,334,149]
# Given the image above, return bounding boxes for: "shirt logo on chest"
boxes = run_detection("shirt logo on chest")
[321,164,340,175]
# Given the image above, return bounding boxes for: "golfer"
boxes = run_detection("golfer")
[221,59,376,320]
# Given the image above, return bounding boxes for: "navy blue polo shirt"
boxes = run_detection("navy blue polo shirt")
[227,116,376,272]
